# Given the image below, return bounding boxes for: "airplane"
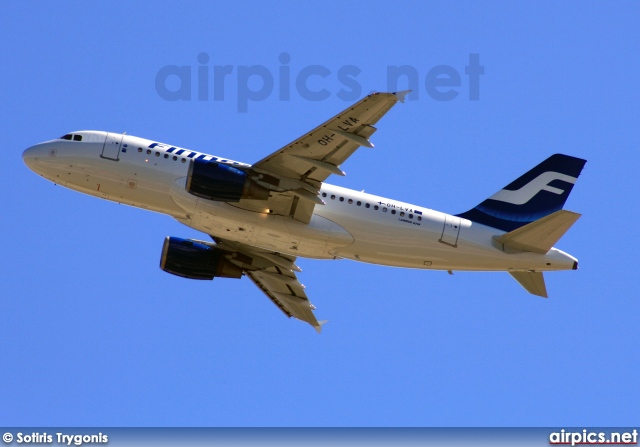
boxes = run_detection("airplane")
[22,91,586,333]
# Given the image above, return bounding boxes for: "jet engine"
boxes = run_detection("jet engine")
[186,158,269,202]
[160,236,243,280]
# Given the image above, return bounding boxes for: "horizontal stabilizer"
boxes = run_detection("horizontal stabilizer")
[494,210,581,254]
[509,271,548,298]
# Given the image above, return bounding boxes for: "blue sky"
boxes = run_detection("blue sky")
[1,1,639,427]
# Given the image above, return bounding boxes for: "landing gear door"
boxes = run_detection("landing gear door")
[101,133,123,161]
[439,215,461,247]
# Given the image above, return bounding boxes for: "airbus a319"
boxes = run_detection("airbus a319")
[23,91,586,332]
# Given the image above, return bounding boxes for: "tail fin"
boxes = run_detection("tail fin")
[457,154,586,231]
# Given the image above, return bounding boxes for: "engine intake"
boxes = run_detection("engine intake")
[160,237,243,280]
[186,158,269,202]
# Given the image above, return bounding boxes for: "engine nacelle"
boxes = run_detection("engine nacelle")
[186,158,269,202]
[160,237,243,280]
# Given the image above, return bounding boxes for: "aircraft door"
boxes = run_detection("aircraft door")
[101,133,124,161]
[439,215,461,247]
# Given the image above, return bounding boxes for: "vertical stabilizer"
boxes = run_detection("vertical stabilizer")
[458,154,586,231]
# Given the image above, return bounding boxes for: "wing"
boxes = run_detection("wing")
[212,237,327,333]
[252,90,410,184]
[234,91,410,223]
[193,93,410,330]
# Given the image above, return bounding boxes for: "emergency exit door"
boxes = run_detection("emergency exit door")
[101,133,123,161]
[439,215,461,247]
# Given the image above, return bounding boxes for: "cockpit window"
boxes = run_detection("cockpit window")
[60,134,83,141]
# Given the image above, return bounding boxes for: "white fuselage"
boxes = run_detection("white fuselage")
[23,131,577,273]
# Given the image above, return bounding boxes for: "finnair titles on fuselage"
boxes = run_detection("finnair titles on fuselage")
[23,91,586,332]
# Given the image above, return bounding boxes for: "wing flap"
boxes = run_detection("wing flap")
[246,270,323,333]
[212,237,324,332]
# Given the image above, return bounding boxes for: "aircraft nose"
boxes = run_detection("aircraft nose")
[22,143,56,171]
[22,145,37,170]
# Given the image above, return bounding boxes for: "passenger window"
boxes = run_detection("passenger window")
[417,216,422,221]
[383,208,387,213]
[400,212,405,217]
[357,201,361,206]
[374,205,379,210]
[181,158,186,163]
[322,192,327,197]
[173,156,178,161]
[391,210,396,214]
[164,154,169,159]
[365,203,370,208]
[138,148,142,153]
[73,135,82,141]
[348,199,353,204]
[331,195,335,200]
[408,214,413,219]
[339,197,344,202]
[155,152,160,157]
[146,149,151,154]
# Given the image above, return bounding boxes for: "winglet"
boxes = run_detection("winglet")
[393,90,412,103]
[315,320,328,334]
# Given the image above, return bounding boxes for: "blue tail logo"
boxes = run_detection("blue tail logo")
[457,154,586,232]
